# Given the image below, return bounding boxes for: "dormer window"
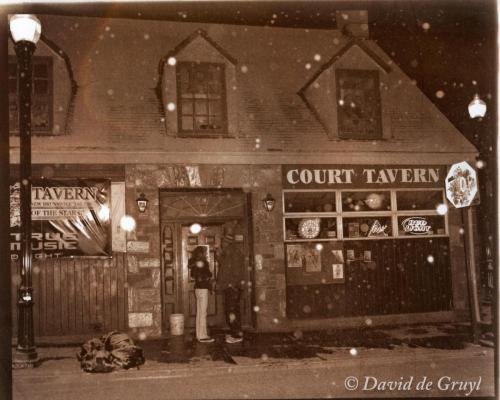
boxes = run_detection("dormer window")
[336,69,382,140]
[177,62,227,136]
[9,56,53,135]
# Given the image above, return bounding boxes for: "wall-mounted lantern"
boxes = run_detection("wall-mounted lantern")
[468,94,487,119]
[262,193,276,212]
[136,193,148,213]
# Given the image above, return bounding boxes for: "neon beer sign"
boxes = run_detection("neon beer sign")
[402,217,432,235]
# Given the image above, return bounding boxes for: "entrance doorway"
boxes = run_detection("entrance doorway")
[159,189,253,335]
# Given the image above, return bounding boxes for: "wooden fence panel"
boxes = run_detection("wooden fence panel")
[12,255,128,338]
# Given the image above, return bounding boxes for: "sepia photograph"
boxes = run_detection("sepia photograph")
[0,0,497,399]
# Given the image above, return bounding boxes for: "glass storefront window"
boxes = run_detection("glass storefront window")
[342,216,392,238]
[341,191,391,212]
[285,217,337,240]
[398,215,446,236]
[284,191,336,213]
[396,190,444,211]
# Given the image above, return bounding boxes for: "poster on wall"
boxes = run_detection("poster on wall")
[304,248,322,272]
[287,244,303,268]
[332,264,344,280]
[10,179,112,260]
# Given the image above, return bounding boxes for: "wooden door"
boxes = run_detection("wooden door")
[160,189,254,335]
[181,224,226,329]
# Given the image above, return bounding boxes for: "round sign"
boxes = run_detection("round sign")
[298,218,321,239]
[445,161,477,208]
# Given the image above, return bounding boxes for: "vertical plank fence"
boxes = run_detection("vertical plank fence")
[11,254,128,338]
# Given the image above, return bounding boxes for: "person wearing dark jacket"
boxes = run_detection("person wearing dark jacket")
[188,246,214,343]
[215,233,244,343]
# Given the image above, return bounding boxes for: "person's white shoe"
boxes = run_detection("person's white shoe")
[225,336,243,344]
[198,337,215,343]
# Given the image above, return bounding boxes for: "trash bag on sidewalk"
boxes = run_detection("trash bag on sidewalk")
[77,331,145,373]
[76,338,114,373]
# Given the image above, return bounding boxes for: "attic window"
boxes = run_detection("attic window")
[9,56,53,135]
[176,62,227,136]
[336,69,382,140]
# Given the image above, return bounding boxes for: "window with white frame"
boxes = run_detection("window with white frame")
[9,56,53,135]
[336,69,382,140]
[283,188,448,242]
[176,62,227,136]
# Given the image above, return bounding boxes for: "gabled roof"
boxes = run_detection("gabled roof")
[8,32,77,136]
[160,29,237,65]
[28,15,477,164]
[155,29,237,120]
[298,39,392,96]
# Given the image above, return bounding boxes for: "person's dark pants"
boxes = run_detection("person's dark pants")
[224,287,242,338]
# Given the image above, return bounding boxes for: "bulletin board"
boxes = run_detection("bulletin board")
[286,241,345,286]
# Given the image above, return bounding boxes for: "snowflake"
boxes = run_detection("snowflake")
[436,204,448,215]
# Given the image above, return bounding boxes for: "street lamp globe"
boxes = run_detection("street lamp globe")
[9,14,41,44]
[468,94,487,119]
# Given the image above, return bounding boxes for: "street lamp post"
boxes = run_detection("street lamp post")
[10,14,41,369]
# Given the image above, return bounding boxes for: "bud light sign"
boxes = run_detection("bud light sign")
[401,217,432,235]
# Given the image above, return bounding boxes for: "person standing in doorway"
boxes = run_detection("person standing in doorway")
[188,246,215,343]
[215,231,245,344]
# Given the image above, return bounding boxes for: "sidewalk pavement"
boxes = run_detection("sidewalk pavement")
[12,322,492,376]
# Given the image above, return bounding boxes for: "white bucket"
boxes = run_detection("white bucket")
[169,313,184,336]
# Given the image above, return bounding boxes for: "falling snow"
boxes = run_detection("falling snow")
[435,90,445,98]
[436,204,448,215]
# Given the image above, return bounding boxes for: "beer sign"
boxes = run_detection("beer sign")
[402,217,432,235]
[445,161,477,208]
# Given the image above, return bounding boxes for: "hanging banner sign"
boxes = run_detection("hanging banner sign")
[282,165,446,189]
[445,161,478,208]
[10,179,112,260]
